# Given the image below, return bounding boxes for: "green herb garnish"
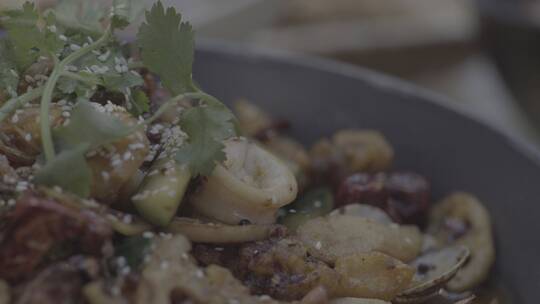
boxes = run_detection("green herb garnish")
[0,0,237,196]
[137,2,236,176]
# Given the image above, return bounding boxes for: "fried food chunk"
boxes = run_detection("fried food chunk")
[0,193,112,282]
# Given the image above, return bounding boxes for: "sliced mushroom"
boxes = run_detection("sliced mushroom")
[190,138,298,225]
[428,193,495,292]
[297,214,422,263]
[329,204,393,224]
[166,217,279,243]
[396,246,470,302]
[335,252,415,301]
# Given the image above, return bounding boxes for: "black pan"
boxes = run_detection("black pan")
[194,40,540,303]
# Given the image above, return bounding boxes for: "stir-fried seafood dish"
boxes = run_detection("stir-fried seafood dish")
[0,1,496,303]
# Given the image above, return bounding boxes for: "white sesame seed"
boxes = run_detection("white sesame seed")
[120,266,131,275]
[65,65,78,72]
[110,286,120,296]
[116,257,126,267]
[315,241,322,250]
[90,65,101,73]
[3,175,16,184]
[98,50,110,62]
[59,34,68,41]
[9,69,18,77]
[123,151,132,161]
[70,44,81,51]
[158,232,172,239]
[15,181,29,192]
[142,231,154,239]
[47,25,57,33]
[111,158,123,167]
[24,133,32,141]
[160,261,169,269]
[100,171,110,181]
[24,75,34,83]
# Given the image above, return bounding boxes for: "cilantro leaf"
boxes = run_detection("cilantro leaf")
[34,144,92,197]
[54,100,131,149]
[102,72,143,93]
[129,89,150,116]
[0,40,19,98]
[176,104,236,176]
[137,1,195,95]
[57,71,101,95]
[2,2,63,69]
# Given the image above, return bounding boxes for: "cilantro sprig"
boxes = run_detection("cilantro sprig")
[137,1,237,176]
[0,0,237,196]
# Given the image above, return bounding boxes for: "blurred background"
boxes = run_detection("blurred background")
[3,0,540,147]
